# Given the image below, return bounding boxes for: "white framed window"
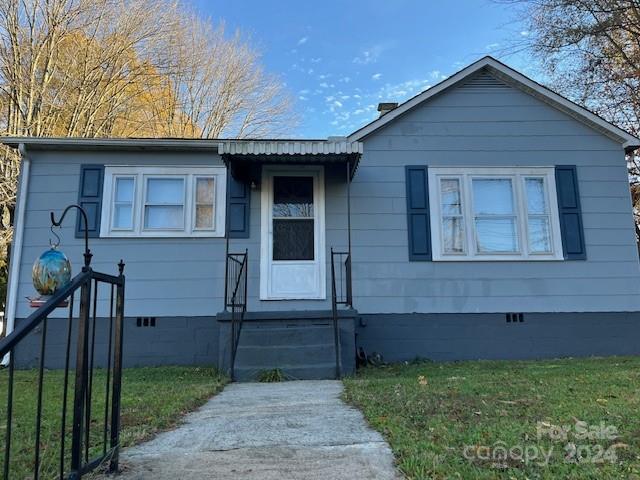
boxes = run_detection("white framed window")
[101,166,226,237]
[429,167,563,261]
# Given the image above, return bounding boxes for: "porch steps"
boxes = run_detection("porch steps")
[233,323,338,382]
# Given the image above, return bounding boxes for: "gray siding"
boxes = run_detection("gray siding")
[349,73,640,313]
[15,151,348,319]
[17,151,228,318]
[12,70,640,319]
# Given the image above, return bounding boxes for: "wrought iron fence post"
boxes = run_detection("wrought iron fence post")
[109,261,126,472]
[70,275,92,477]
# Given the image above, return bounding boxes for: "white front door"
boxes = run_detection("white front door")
[260,166,325,300]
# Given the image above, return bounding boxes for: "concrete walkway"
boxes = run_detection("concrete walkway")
[114,381,402,479]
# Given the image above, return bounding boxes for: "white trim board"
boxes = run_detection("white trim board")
[428,166,563,262]
[348,56,640,151]
[100,165,227,238]
[2,145,30,365]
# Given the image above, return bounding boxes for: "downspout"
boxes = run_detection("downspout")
[1,143,30,366]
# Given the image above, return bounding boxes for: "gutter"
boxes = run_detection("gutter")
[1,144,30,366]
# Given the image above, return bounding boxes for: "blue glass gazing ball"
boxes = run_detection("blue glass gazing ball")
[32,248,72,295]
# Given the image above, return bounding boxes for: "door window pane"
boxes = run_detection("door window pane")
[273,176,314,217]
[195,177,215,229]
[475,218,518,253]
[112,177,134,229]
[472,179,514,214]
[273,219,314,260]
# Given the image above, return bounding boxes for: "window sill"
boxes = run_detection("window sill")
[100,231,225,238]
[432,254,564,262]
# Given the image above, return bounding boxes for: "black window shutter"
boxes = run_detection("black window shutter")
[76,165,104,238]
[555,165,586,260]
[405,166,432,261]
[227,174,250,238]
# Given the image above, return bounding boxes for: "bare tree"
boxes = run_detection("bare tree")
[503,0,640,233]
[150,15,295,139]
[0,0,296,309]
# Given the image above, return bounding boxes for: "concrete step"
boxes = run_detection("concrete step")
[235,343,335,366]
[238,325,334,347]
[233,363,338,382]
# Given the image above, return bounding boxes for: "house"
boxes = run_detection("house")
[3,56,640,380]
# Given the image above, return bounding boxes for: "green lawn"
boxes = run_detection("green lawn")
[343,357,640,480]
[0,366,227,478]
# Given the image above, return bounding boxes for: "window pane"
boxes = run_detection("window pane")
[196,177,214,204]
[273,219,314,260]
[144,205,184,229]
[525,178,546,214]
[443,217,464,253]
[475,218,518,252]
[472,179,514,215]
[273,176,314,217]
[528,217,551,253]
[195,205,213,229]
[113,205,132,229]
[441,179,461,215]
[115,177,134,202]
[146,178,184,204]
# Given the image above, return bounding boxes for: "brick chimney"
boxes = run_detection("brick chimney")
[377,102,398,117]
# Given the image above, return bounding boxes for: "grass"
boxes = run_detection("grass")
[343,356,640,480]
[0,366,227,478]
[257,368,287,382]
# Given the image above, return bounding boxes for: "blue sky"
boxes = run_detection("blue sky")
[191,0,531,138]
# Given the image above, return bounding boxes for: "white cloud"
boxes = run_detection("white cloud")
[339,76,351,83]
[319,82,329,88]
[333,100,343,108]
[372,73,382,81]
[310,57,322,63]
[353,43,389,65]
[520,30,530,37]
[485,42,500,50]
[298,96,308,101]
[298,36,308,45]
[299,89,310,95]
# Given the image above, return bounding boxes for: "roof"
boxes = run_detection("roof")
[0,136,230,151]
[219,139,362,179]
[347,56,640,152]
[219,139,362,155]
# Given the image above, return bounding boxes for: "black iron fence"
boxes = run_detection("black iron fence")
[225,251,248,381]
[330,249,352,379]
[0,262,125,479]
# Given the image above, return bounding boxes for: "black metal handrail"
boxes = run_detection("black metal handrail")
[0,262,125,479]
[225,250,248,381]
[330,249,352,379]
